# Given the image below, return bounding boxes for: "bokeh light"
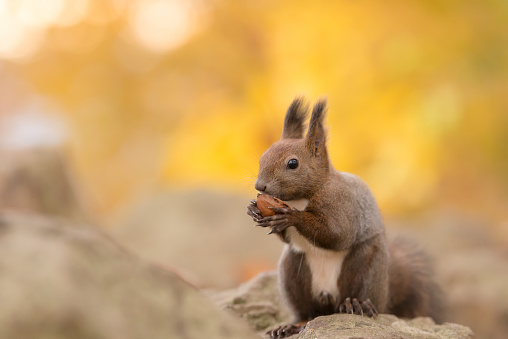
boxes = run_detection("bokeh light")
[127,0,203,53]
[0,0,506,223]
[1,3,507,338]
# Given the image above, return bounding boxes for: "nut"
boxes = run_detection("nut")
[256,194,289,217]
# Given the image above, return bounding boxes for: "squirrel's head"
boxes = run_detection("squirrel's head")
[255,97,330,200]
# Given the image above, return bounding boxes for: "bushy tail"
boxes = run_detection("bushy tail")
[387,236,444,323]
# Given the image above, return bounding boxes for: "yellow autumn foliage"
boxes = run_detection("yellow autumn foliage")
[0,0,507,220]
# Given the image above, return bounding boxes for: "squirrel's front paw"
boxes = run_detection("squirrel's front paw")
[255,207,298,235]
[247,199,263,222]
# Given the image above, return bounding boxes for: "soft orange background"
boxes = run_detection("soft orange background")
[1,0,507,230]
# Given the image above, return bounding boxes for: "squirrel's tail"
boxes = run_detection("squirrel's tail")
[387,236,445,323]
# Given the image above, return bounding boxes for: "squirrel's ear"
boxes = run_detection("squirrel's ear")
[306,98,328,155]
[281,97,309,139]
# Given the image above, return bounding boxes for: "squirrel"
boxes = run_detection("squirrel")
[247,97,443,339]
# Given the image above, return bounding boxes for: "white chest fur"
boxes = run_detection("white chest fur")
[285,199,347,298]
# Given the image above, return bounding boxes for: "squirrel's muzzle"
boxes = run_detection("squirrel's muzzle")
[255,179,267,193]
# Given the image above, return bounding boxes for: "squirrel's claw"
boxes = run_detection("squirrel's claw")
[338,297,378,318]
[353,298,363,316]
[343,297,354,314]
[256,208,298,234]
[255,214,288,225]
[266,322,306,339]
[247,202,263,221]
[361,298,378,317]
[254,214,291,234]
[267,224,290,234]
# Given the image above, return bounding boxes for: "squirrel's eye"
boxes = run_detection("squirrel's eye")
[287,158,299,170]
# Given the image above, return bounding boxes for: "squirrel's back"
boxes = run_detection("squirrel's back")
[387,236,444,323]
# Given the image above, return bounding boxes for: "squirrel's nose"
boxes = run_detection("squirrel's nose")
[255,180,267,193]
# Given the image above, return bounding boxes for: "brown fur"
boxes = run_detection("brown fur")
[247,98,443,338]
[388,236,444,322]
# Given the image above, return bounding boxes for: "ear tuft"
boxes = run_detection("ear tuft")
[306,98,328,154]
[281,97,309,139]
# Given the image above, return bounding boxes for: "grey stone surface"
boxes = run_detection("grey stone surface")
[213,270,474,339]
[0,212,258,339]
[299,314,474,339]
[211,271,292,332]
[0,148,87,221]
[111,190,508,338]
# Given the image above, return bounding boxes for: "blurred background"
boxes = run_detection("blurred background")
[0,0,507,337]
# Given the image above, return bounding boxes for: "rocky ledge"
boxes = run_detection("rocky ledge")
[0,212,257,339]
[0,212,474,339]
[212,271,474,339]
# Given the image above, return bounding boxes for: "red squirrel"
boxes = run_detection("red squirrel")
[247,98,443,338]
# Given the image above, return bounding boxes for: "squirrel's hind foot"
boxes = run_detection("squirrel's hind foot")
[338,297,379,317]
[266,322,306,339]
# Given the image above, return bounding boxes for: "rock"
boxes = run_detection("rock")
[390,212,508,339]
[213,270,474,339]
[111,190,283,288]
[111,190,506,338]
[0,147,87,221]
[0,212,258,339]
[211,271,292,332]
[299,314,473,339]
